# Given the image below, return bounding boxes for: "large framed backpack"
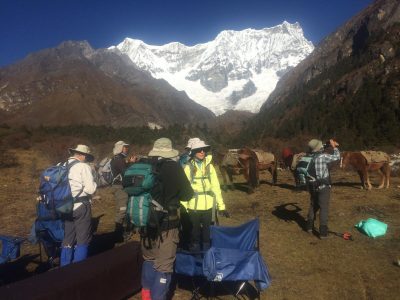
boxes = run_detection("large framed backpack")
[295,154,315,188]
[38,160,81,216]
[295,153,330,191]
[96,157,113,187]
[122,161,167,230]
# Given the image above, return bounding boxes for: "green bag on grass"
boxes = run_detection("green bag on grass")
[355,218,387,238]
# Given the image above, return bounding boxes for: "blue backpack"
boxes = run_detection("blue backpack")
[38,160,81,216]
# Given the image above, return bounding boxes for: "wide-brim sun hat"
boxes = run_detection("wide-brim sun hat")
[308,139,323,152]
[69,144,94,162]
[190,139,211,153]
[186,137,201,149]
[148,138,179,159]
[113,140,129,155]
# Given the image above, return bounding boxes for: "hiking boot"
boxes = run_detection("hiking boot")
[319,226,329,239]
[305,219,314,233]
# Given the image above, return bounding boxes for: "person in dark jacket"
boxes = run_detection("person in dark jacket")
[110,140,137,242]
[140,138,193,300]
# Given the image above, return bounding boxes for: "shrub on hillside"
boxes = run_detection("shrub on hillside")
[0,148,19,169]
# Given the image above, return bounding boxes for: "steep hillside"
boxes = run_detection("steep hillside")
[246,0,400,149]
[0,41,214,128]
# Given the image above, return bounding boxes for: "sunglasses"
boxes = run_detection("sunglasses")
[193,148,208,154]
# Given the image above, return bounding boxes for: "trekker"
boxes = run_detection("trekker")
[60,145,97,266]
[179,137,201,167]
[305,139,340,239]
[110,141,137,242]
[141,138,193,300]
[182,139,230,251]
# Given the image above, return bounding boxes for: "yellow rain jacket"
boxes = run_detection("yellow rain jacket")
[182,155,225,211]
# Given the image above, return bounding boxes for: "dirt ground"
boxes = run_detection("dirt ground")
[0,148,399,299]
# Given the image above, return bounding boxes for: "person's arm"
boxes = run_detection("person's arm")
[161,161,193,204]
[322,139,340,163]
[82,164,97,195]
[209,164,226,211]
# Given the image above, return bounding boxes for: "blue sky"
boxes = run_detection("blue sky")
[1,0,373,67]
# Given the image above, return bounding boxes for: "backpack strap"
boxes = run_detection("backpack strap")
[188,159,211,183]
[66,159,80,170]
[307,152,331,187]
[305,153,318,182]
[188,159,213,212]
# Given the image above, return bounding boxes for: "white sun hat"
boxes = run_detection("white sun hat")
[68,144,94,162]
[186,137,201,149]
[190,139,211,152]
[148,138,179,159]
[113,140,129,155]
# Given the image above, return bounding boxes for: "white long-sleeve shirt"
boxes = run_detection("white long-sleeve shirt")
[67,157,97,210]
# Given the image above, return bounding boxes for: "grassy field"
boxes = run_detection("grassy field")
[0,147,399,299]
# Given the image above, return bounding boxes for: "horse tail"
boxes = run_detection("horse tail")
[248,155,258,188]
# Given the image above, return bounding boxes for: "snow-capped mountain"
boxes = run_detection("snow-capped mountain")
[110,21,314,115]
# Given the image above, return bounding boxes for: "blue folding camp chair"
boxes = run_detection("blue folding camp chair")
[0,235,25,265]
[175,218,271,299]
[29,201,64,267]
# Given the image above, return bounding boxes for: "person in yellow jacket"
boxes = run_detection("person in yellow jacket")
[182,139,230,251]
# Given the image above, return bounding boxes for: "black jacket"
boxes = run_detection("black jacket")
[110,153,129,184]
[149,157,193,230]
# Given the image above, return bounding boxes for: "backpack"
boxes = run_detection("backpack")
[96,157,113,187]
[295,153,330,191]
[38,160,81,216]
[122,160,167,230]
[295,154,317,188]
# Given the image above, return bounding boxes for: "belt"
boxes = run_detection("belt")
[75,196,90,203]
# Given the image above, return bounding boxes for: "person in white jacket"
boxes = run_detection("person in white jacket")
[60,144,97,266]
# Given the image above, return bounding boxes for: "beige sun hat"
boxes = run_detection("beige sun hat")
[148,138,179,159]
[113,140,129,155]
[186,137,201,149]
[190,139,211,152]
[308,139,323,152]
[69,144,94,162]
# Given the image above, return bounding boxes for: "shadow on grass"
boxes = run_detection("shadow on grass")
[333,181,363,189]
[171,274,259,300]
[222,182,254,194]
[272,202,306,230]
[90,214,117,256]
[0,254,40,286]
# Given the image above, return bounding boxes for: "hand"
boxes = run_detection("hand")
[330,139,339,148]
[128,155,138,163]
[219,210,230,218]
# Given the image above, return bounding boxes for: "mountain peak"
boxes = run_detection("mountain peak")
[112,22,314,115]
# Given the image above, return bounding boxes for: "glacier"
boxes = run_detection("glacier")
[109,21,314,115]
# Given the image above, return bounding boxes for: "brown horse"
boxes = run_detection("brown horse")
[251,148,278,186]
[340,151,391,190]
[216,148,277,193]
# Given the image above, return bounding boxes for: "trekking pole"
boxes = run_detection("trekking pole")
[329,231,354,241]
